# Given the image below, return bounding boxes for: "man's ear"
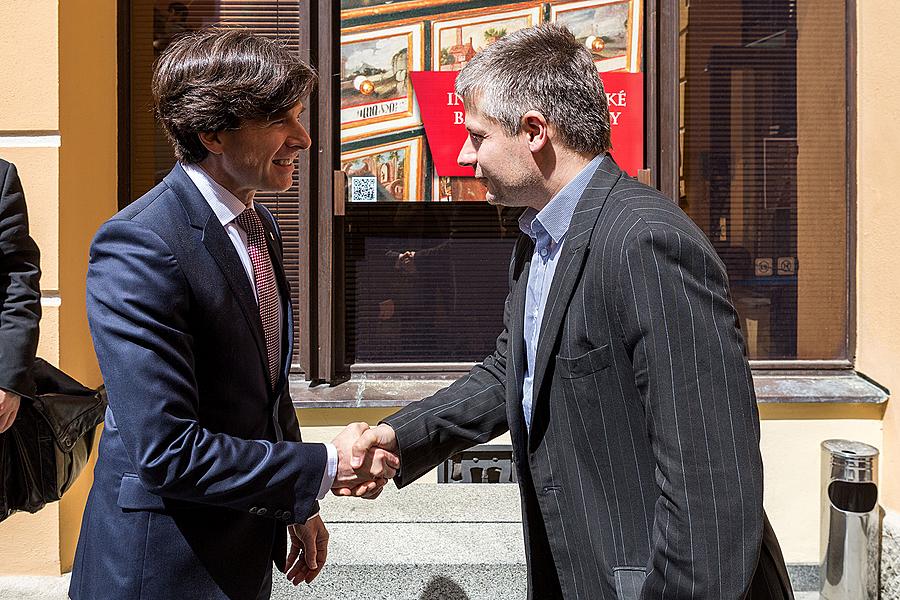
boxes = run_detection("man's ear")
[520,111,549,153]
[197,131,224,156]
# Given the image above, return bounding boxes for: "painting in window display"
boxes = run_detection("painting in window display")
[341,0,644,202]
[431,6,543,71]
[340,23,425,142]
[341,137,424,202]
[341,0,462,15]
[551,0,642,72]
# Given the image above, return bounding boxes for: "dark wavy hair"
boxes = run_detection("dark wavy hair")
[152,28,317,163]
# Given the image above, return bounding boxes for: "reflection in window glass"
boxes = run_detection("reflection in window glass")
[679,0,848,360]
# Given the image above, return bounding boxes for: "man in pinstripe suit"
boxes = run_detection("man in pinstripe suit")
[350,23,793,600]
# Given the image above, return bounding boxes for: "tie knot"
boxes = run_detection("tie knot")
[236,207,264,237]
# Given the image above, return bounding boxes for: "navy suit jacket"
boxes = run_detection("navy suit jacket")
[70,164,326,600]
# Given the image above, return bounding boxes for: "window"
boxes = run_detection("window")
[678,0,851,361]
[337,0,645,369]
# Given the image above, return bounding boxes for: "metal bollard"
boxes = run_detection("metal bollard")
[820,439,881,600]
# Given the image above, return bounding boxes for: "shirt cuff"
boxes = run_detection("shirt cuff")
[316,442,338,500]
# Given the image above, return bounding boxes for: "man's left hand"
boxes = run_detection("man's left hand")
[0,390,20,433]
[285,514,329,585]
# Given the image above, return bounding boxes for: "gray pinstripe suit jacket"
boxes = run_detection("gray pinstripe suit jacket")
[382,156,792,600]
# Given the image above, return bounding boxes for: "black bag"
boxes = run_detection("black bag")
[0,358,107,522]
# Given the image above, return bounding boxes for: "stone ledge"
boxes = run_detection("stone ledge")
[292,371,888,408]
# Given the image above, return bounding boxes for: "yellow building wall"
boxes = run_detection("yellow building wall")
[0,0,58,131]
[855,0,900,513]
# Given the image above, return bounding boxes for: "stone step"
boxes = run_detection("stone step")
[0,484,823,598]
[320,482,521,524]
[271,565,527,600]
[0,574,822,600]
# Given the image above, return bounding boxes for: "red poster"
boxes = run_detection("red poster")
[411,71,644,178]
[409,71,474,177]
[600,72,643,177]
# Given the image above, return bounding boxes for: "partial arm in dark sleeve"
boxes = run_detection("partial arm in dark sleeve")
[0,161,41,397]
[87,219,326,522]
[616,225,763,600]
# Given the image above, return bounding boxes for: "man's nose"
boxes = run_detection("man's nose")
[457,137,476,168]
[290,122,312,150]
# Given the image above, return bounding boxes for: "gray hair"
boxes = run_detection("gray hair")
[455,22,611,155]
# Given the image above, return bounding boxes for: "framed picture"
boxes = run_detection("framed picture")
[431,6,543,71]
[551,0,643,72]
[432,174,488,202]
[341,136,424,202]
[340,23,425,141]
[341,0,462,18]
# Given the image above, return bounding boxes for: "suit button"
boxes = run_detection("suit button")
[257,508,268,516]
[283,511,292,521]
[250,507,258,514]
[274,510,283,519]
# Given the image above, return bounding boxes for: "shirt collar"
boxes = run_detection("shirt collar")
[180,162,251,227]
[518,154,604,245]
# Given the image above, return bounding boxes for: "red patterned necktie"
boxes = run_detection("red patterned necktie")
[236,206,280,389]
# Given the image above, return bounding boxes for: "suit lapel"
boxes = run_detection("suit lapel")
[528,156,624,433]
[163,166,270,378]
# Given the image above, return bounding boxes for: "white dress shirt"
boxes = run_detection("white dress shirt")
[181,163,337,502]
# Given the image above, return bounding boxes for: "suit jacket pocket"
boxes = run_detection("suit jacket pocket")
[117,473,165,511]
[613,566,647,600]
[556,344,611,379]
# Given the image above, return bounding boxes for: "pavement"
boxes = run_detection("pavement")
[0,483,823,599]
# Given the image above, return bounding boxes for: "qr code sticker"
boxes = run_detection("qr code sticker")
[350,176,377,203]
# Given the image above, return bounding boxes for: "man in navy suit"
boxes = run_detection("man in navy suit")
[70,29,397,600]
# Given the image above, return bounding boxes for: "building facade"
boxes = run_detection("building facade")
[0,0,898,593]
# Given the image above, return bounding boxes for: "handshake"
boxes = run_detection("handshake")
[329,422,399,499]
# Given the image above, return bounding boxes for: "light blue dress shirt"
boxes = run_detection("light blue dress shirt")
[520,154,603,431]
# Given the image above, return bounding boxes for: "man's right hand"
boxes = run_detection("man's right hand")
[330,422,400,498]
[350,424,398,469]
